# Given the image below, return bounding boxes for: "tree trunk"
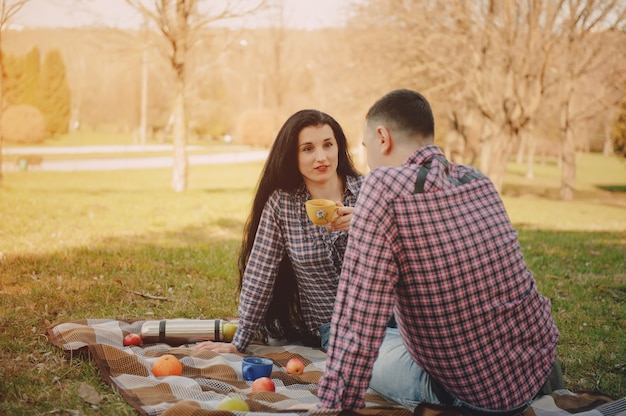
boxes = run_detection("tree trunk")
[516,132,526,164]
[0,29,4,184]
[525,132,536,180]
[0,132,4,184]
[139,47,148,146]
[602,123,614,157]
[560,129,576,201]
[479,140,490,175]
[558,75,575,201]
[483,128,516,193]
[171,83,188,193]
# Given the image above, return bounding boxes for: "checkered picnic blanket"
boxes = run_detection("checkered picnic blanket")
[47,319,626,416]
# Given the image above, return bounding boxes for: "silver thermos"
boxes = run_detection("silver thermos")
[140,319,238,345]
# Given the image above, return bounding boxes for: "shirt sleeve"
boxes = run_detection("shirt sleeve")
[318,173,399,409]
[232,193,285,352]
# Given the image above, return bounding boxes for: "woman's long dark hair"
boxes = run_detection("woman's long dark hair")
[237,109,360,345]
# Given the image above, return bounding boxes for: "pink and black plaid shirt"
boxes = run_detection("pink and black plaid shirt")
[233,175,363,352]
[319,146,559,410]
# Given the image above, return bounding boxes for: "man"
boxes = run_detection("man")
[317,89,560,414]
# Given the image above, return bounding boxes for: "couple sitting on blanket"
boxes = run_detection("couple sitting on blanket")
[194,89,563,415]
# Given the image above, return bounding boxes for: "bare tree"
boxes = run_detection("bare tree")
[550,0,626,200]
[125,0,266,192]
[348,0,625,196]
[451,1,563,192]
[0,0,31,184]
[596,47,626,156]
[347,0,563,191]
[264,0,286,112]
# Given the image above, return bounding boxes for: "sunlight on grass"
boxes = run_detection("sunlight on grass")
[502,153,626,231]
[1,153,625,413]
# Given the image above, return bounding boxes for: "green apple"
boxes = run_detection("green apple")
[217,397,249,411]
[223,323,238,342]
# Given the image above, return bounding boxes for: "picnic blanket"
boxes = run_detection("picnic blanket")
[47,319,626,416]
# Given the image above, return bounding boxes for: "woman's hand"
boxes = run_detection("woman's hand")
[330,201,354,232]
[193,341,239,353]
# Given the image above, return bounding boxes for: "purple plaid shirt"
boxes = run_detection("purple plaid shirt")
[232,175,363,352]
[318,146,559,410]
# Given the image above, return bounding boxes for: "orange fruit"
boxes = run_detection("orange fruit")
[152,354,183,377]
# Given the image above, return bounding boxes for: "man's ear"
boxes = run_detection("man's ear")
[377,126,392,155]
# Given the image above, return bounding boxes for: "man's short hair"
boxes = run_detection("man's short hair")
[366,89,435,140]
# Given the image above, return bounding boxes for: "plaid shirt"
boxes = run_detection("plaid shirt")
[233,175,363,351]
[318,146,559,410]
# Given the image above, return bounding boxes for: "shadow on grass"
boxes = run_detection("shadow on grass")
[0,222,250,412]
[1,226,625,409]
[0,222,245,324]
[597,184,626,193]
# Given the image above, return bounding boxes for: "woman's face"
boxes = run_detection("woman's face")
[297,124,339,186]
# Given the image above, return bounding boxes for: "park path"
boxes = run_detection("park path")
[2,145,268,172]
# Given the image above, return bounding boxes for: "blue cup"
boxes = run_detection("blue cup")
[242,357,273,381]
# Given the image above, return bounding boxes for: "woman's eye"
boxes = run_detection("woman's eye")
[324,142,334,148]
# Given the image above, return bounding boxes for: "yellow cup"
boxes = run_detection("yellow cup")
[306,199,338,225]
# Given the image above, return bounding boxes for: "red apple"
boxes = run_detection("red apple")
[251,377,275,392]
[285,358,304,375]
[123,333,141,346]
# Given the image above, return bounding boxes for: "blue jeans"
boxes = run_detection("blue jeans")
[369,327,438,410]
[370,328,534,414]
[322,315,396,351]
[319,323,330,351]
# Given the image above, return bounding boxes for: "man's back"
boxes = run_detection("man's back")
[319,146,559,410]
[382,147,559,408]
[318,89,559,413]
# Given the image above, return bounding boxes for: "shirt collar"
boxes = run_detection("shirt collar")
[404,145,445,167]
[344,175,361,198]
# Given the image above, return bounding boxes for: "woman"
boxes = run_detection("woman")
[195,109,362,353]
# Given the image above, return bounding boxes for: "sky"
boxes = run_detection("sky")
[11,0,354,30]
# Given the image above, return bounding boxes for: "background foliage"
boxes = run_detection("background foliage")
[1,46,71,138]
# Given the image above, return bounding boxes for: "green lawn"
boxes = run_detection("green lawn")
[1,131,259,165]
[3,130,229,148]
[0,152,624,415]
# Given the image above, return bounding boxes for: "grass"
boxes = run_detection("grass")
[3,130,231,148]
[1,131,261,166]
[0,152,625,414]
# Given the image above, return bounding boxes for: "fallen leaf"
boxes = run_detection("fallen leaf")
[77,382,102,405]
[127,290,168,301]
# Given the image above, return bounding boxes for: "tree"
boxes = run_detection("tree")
[0,0,31,184]
[550,0,626,200]
[125,0,267,192]
[39,49,71,135]
[2,53,23,105]
[22,45,39,108]
[612,93,626,158]
[1,103,46,143]
[348,0,625,196]
[347,0,562,191]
